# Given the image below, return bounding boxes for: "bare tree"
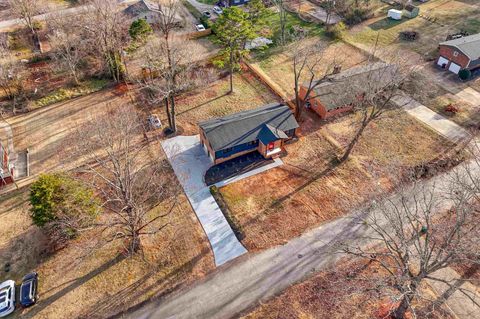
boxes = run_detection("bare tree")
[72,104,174,254]
[8,0,43,36]
[338,54,407,162]
[340,178,480,319]
[272,0,288,46]
[0,46,25,112]
[291,38,341,119]
[82,0,130,82]
[47,13,87,85]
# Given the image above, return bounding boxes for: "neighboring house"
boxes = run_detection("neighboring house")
[199,103,299,165]
[437,33,480,74]
[299,62,398,120]
[403,4,419,18]
[124,0,184,26]
[0,141,14,187]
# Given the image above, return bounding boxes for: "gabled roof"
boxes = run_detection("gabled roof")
[305,62,399,111]
[440,33,480,64]
[258,124,288,145]
[199,103,299,151]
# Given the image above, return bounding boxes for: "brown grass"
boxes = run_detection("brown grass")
[253,39,370,98]
[0,87,214,319]
[220,109,453,250]
[151,70,281,135]
[240,257,454,319]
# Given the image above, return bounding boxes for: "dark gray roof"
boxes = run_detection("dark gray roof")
[440,33,480,66]
[199,103,299,151]
[306,62,399,111]
[258,124,288,145]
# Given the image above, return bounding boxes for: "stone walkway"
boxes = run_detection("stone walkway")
[392,93,470,143]
[162,135,247,267]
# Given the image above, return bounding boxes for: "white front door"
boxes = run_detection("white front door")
[448,62,461,74]
[437,56,449,67]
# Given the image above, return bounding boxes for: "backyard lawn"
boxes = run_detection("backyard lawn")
[167,69,281,134]
[345,0,480,58]
[219,109,455,250]
[251,38,370,99]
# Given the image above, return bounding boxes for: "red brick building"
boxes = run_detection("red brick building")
[437,33,480,74]
[299,62,398,120]
[0,141,14,186]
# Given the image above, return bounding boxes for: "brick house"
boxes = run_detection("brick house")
[299,62,398,120]
[199,103,299,165]
[437,33,480,74]
[0,141,14,186]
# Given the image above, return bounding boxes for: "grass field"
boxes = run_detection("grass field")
[346,0,480,58]
[219,109,454,250]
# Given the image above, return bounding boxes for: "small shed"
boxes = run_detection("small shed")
[387,9,402,20]
[403,4,420,18]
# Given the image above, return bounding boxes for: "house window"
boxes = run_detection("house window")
[223,147,233,154]
[267,142,275,151]
[247,141,257,146]
[453,51,459,57]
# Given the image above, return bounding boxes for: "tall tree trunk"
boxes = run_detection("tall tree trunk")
[393,282,417,319]
[165,97,172,129]
[229,50,234,94]
[170,95,177,133]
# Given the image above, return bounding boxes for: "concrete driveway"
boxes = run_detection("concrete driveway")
[162,135,247,267]
[392,93,470,143]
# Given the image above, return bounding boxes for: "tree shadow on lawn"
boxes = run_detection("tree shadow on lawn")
[369,17,408,31]
[176,92,229,117]
[89,248,212,319]
[19,254,126,319]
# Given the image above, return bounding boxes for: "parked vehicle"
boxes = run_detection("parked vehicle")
[20,273,38,308]
[195,23,206,32]
[203,11,211,18]
[147,114,162,130]
[212,6,223,15]
[0,280,15,317]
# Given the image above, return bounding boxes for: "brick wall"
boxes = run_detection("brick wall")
[438,45,470,69]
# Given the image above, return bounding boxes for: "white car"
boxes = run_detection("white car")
[195,23,206,32]
[212,6,223,15]
[0,280,15,318]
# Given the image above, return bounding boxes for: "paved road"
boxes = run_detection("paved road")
[162,135,247,267]
[125,158,478,319]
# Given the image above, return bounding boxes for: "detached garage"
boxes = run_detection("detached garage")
[437,33,480,75]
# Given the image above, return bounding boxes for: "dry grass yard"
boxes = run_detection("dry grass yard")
[240,257,454,319]
[0,87,214,319]
[346,0,480,58]
[220,109,454,250]
[252,39,370,99]
[155,70,281,135]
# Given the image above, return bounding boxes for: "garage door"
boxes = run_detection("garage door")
[437,56,449,67]
[448,62,461,74]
